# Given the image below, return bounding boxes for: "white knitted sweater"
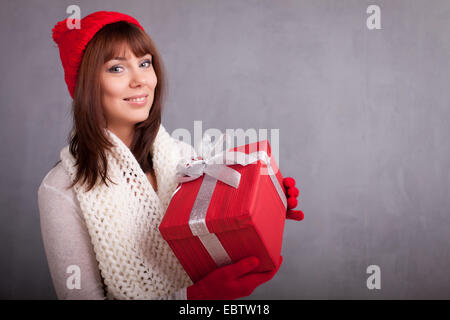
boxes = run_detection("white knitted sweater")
[59,124,194,300]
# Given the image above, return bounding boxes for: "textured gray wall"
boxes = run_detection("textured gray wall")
[1,0,449,299]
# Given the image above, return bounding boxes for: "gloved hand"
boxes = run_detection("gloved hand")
[283,177,304,221]
[187,256,283,300]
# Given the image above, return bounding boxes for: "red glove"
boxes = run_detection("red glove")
[283,177,304,221]
[187,256,283,300]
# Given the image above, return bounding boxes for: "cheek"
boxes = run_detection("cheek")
[148,69,158,88]
[103,77,128,99]
[101,77,128,119]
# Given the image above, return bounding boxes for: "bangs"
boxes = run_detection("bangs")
[98,21,153,63]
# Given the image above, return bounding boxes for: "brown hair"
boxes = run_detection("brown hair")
[63,21,166,192]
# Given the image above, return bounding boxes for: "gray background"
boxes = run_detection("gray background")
[1,0,449,299]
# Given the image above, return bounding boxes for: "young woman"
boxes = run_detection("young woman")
[38,11,303,300]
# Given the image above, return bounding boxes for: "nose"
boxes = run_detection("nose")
[129,68,148,88]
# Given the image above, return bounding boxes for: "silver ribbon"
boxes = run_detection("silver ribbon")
[175,133,287,267]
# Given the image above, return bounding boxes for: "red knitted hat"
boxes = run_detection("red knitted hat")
[52,11,145,99]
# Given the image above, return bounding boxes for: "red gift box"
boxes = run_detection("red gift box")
[158,139,287,283]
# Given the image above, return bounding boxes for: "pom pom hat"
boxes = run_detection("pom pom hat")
[52,11,145,99]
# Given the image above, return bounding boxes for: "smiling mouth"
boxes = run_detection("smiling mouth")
[123,95,148,102]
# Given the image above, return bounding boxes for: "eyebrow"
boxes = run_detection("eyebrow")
[110,54,152,61]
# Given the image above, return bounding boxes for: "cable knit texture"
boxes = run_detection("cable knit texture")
[59,124,194,299]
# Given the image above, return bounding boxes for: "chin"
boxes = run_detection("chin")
[128,109,151,124]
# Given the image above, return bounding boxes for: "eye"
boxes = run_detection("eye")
[140,59,152,68]
[108,65,123,73]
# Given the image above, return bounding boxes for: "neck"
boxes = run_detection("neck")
[107,125,134,149]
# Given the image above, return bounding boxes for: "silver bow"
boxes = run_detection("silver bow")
[176,133,270,188]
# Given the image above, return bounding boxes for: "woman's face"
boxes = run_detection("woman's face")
[100,45,157,130]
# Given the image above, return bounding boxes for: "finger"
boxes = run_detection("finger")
[283,177,296,188]
[222,256,260,279]
[287,186,299,198]
[238,256,283,286]
[287,197,298,209]
[287,209,304,221]
[238,269,276,289]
